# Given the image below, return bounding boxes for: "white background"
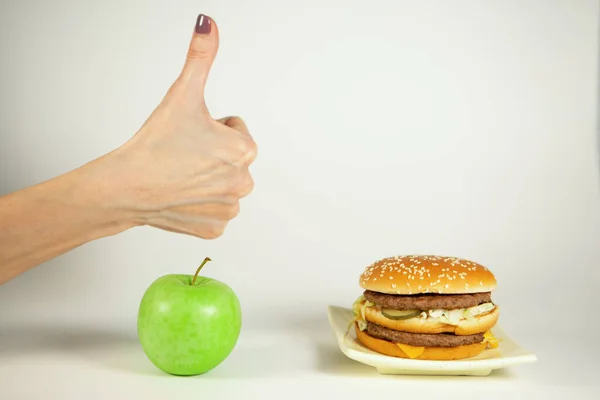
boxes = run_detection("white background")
[0,0,599,398]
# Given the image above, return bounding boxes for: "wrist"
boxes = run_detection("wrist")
[59,151,145,236]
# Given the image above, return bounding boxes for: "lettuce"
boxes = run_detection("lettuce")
[347,296,374,334]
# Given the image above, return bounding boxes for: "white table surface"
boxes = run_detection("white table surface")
[1,321,598,400]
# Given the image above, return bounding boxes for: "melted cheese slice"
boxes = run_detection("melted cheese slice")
[483,330,499,349]
[396,343,426,359]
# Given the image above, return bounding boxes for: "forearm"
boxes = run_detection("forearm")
[0,156,137,284]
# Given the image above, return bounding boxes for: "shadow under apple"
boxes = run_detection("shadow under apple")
[0,325,294,379]
[0,326,164,377]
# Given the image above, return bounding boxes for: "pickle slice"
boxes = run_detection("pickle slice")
[381,308,421,320]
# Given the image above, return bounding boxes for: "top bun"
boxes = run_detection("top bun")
[359,255,497,295]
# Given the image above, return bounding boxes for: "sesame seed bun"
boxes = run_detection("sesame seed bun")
[364,305,500,335]
[359,255,497,295]
[354,323,488,360]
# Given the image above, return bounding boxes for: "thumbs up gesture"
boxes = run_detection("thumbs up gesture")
[106,14,257,239]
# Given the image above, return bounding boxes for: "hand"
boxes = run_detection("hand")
[0,14,256,283]
[99,14,257,239]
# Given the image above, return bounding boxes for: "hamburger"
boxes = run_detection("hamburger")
[351,255,500,360]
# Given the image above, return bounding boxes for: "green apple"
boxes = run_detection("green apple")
[137,257,242,376]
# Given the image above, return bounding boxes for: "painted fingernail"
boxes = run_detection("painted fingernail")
[195,14,212,34]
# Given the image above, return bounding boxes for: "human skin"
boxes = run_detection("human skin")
[0,14,257,285]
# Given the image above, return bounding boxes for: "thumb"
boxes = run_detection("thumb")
[178,14,219,98]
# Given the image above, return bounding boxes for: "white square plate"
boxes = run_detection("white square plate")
[327,305,537,376]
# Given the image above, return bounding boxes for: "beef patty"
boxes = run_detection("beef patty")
[363,290,491,310]
[366,322,484,347]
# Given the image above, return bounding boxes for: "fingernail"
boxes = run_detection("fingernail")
[195,14,212,34]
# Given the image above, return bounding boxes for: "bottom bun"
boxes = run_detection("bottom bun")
[355,323,487,361]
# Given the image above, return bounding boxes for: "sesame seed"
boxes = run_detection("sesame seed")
[392,283,397,288]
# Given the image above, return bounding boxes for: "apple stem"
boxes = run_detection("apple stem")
[191,257,212,286]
